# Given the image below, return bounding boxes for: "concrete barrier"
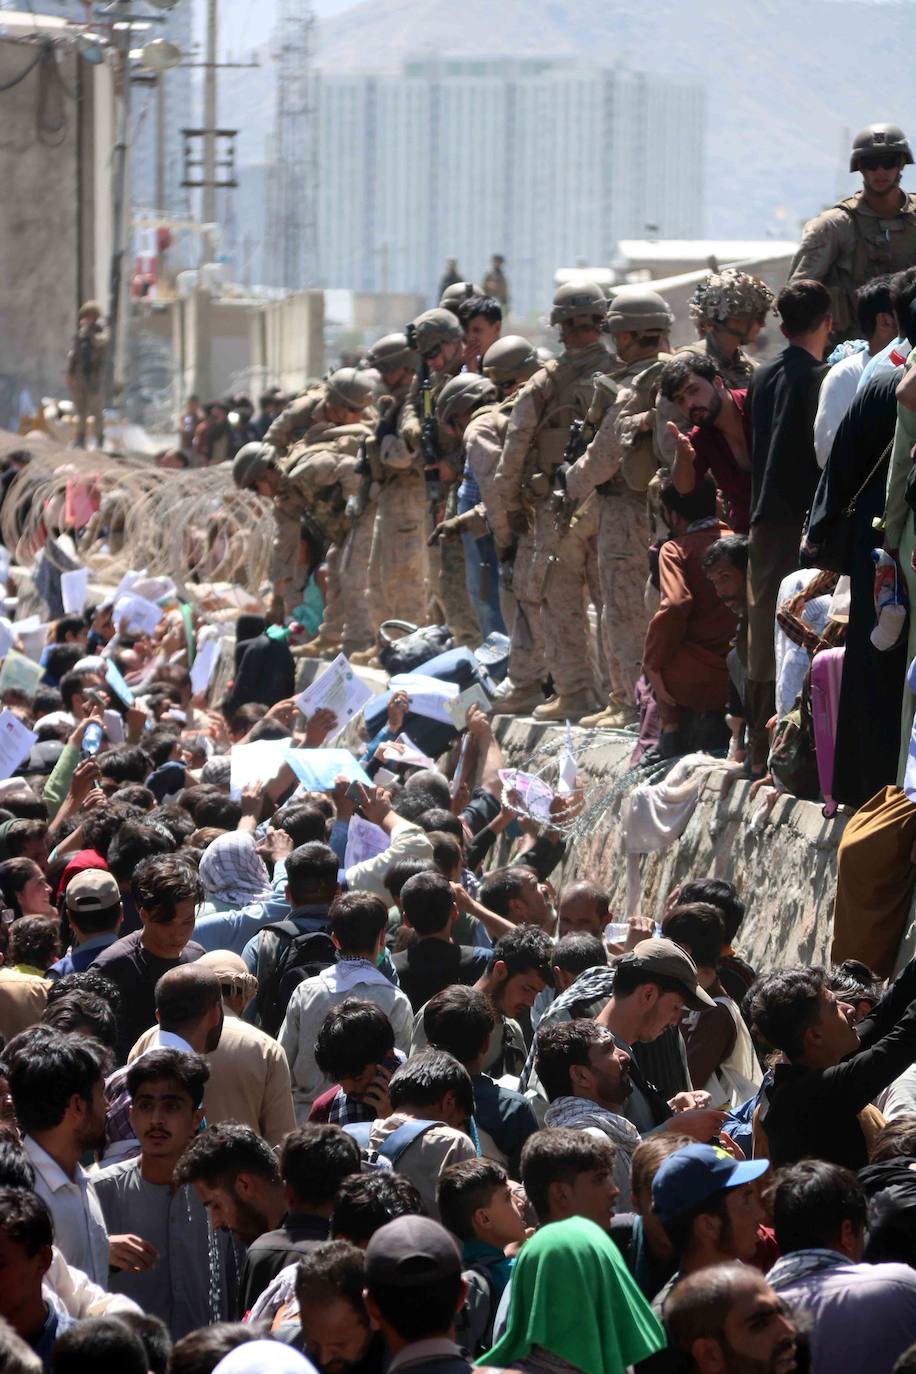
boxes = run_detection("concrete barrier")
[490,717,850,976]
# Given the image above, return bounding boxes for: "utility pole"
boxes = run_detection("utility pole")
[107,14,132,405]
[155,69,166,212]
[201,0,217,262]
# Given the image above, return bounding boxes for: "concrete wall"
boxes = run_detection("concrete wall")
[492,718,847,974]
[0,37,111,425]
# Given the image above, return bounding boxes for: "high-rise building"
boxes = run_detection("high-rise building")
[313,58,704,314]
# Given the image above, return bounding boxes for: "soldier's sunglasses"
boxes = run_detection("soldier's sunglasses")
[860,154,901,171]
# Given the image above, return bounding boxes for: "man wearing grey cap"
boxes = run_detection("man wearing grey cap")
[51,869,123,977]
[363,1215,471,1373]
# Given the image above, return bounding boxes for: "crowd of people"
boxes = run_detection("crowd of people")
[0,115,912,1374]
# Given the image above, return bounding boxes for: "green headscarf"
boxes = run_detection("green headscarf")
[477,1217,666,1374]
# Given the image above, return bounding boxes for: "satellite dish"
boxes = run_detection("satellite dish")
[78,31,105,64]
[139,38,182,71]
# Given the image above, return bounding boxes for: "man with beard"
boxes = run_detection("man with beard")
[94,1048,244,1336]
[664,1263,798,1374]
[4,1028,111,1284]
[282,1240,386,1373]
[175,1123,287,1258]
[660,352,752,534]
[535,1020,640,1210]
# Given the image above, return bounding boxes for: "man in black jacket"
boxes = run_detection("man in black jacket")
[745,279,831,772]
[748,958,916,1168]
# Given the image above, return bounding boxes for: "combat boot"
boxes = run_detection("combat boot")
[532,690,598,724]
[491,682,544,716]
[579,703,639,729]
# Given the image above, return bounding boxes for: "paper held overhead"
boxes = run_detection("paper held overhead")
[228,739,290,799]
[498,767,556,823]
[112,593,165,637]
[0,650,43,698]
[294,653,373,739]
[387,672,459,725]
[0,708,37,780]
[343,814,390,868]
[284,748,371,792]
[60,567,89,615]
[189,638,220,696]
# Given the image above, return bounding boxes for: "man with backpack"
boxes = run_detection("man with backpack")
[344,1050,476,1221]
[279,892,413,1122]
[241,842,340,1036]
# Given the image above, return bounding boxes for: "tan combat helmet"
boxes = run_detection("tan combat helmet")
[481,335,540,385]
[849,123,914,171]
[688,269,775,329]
[366,332,415,376]
[232,441,275,490]
[436,373,498,426]
[440,281,483,314]
[325,366,376,413]
[406,308,464,356]
[606,287,675,335]
[79,300,103,320]
[549,280,607,326]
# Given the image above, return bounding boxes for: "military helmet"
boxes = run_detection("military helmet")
[440,281,482,314]
[232,441,275,490]
[606,287,674,335]
[406,308,464,355]
[549,280,607,326]
[850,123,914,172]
[366,332,415,376]
[688,269,775,327]
[481,334,540,384]
[79,300,103,318]
[437,373,498,425]
[325,366,376,413]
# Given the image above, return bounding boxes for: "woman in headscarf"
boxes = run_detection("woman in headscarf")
[478,1216,666,1374]
[197,830,274,915]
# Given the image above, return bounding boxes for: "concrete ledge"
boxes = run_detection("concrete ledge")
[490,717,850,973]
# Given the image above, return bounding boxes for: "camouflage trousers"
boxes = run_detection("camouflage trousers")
[71,377,104,446]
[338,499,378,653]
[368,473,429,627]
[318,542,346,647]
[534,498,602,699]
[271,506,306,616]
[596,491,651,708]
[438,485,481,647]
[503,529,547,690]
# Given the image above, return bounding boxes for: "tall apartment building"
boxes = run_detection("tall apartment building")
[314,58,704,314]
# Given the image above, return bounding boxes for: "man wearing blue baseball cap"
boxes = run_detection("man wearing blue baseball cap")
[650,1143,769,1312]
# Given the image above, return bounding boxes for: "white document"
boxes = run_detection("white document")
[228,739,290,799]
[0,709,37,780]
[113,593,164,636]
[294,653,373,738]
[388,672,459,725]
[444,683,491,730]
[0,619,14,661]
[103,708,125,745]
[16,622,50,664]
[344,814,390,869]
[284,748,371,792]
[190,638,220,696]
[61,568,89,615]
[0,650,43,696]
[375,733,438,770]
[557,721,578,795]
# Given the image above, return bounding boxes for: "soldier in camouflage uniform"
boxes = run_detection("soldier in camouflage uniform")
[554,288,674,729]
[232,373,374,628]
[790,123,916,339]
[264,367,373,455]
[66,301,108,449]
[429,336,543,710]
[492,281,611,721]
[399,307,479,641]
[336,335,418,659]
[678,268,775,389]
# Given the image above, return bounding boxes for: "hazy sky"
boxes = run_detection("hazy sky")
[206,0,355,57]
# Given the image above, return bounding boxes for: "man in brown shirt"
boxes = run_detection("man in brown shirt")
[643,476,738,757]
